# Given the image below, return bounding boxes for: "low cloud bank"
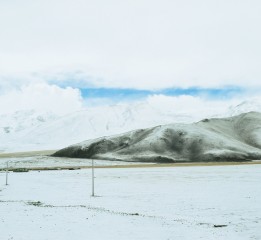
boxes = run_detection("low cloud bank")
[0,83,83,116]
[0,82,260,119]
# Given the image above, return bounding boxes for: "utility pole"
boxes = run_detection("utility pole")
[5,161,9,185]
[91,159,95,197]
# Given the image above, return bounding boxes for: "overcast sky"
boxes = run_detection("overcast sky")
[0,0,261,114]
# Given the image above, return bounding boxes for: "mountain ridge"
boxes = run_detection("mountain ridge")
[1,98,261,153]
[53,112,261,162]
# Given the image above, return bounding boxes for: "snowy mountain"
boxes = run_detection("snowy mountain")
[1,99,261,153]
[0,102,198,153]
[53,112,261,162]
[225,98,261,117]
[0,110,58,152]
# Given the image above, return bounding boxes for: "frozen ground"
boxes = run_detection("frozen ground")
[0,156,149,169]
[0,164,261,240]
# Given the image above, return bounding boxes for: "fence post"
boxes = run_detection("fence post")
[5,161,9,185]
[91,159,95,197]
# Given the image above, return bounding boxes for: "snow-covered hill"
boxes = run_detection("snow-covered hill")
[224,98,261,117]
[1,99,261,153]
[0,110,58,152]
[53,112,261,162]
[0,102,199,152]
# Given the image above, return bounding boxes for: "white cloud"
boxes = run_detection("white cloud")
[0,81,260,123]
[0,0,261,89]
[0,0,260,116]
[0,83,83,115]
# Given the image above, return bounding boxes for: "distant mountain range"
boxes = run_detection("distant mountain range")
[53,112,261,162]
[1,99,261,153]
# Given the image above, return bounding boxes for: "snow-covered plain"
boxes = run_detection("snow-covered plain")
[0,156,150,169]
[1,164,261,240]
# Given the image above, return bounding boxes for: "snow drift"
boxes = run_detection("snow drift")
[53,112,261,162]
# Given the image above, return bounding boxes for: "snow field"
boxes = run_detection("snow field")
[0,156,150,169]
[1,165,261,240]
